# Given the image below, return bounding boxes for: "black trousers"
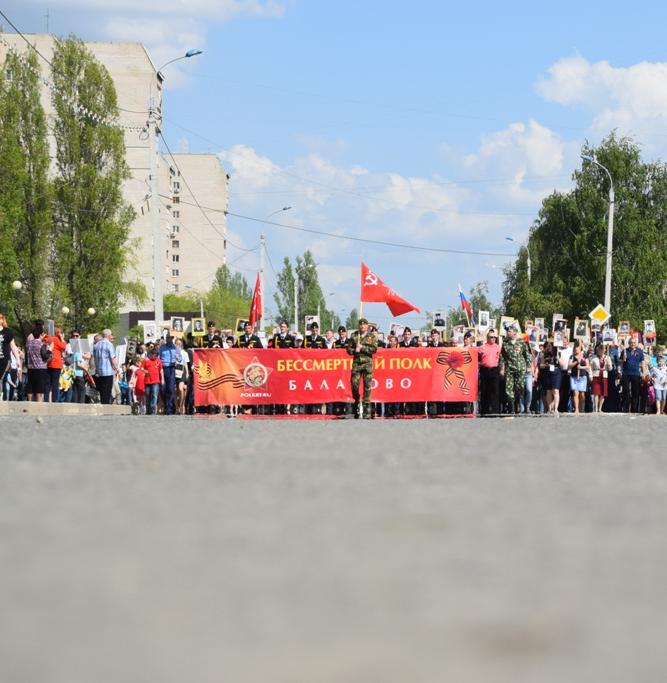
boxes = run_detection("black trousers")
[72,376,86,404]
[480,366,500,415]
[621,374,641,413]
[95,375,114,405]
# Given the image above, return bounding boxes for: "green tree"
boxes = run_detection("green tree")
[274,251,333,332]
[503,133,667,336]
[345,308,359,330]
[213,264,252,300]
[206,265,251,329]
[0,50,52,336]
[50,36,142,331]
[443,282,501,329]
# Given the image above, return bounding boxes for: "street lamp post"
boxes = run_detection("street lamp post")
[581,154,615,313]
[293,261,316,332]
[149,49,203,330]
[260,207,292,332]
[505,236,531,283]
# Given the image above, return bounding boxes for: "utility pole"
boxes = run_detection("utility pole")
[259,233,266,331]
[293,275,298,333]
[148,49,202,329]
[149,100,163,328]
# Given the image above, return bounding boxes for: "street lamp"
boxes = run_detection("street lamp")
[294,262,316,332]
[505,236,531,283]
[150,49,203,332]
[184,285,204,318]
[581,154,615,313]
[260,207,292,332]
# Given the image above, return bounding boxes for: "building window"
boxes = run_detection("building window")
[173,284,179,293]
[173,196,180,204]
[172,225,179,233]
[172,255,179,263]
[173,181,181,192]
[173,210,179,218]
[172,240,180,249]
[172,269,180,277]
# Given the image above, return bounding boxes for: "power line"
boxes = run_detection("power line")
[157,192,518,256]
[0,11,149,117]
[161,116,542,217]
[158,132,256,253]
[225,210,516,257]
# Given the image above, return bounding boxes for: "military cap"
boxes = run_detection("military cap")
[358,318,369,325]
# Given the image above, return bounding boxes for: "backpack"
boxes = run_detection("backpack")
[40,342,53,363]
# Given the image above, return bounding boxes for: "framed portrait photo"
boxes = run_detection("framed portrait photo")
[191,317,206,337]
[618,321,631,336]
[574,319,589,340]
[170,316,185,337]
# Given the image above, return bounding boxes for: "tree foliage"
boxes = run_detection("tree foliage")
[205,264,251,329]
[503,134,667,335]
[213,264,252,300]
[446,281,502,328]
[50,36,140,331]
[345,308,359,330]
[273,251,336,332]
[0,51,52,336]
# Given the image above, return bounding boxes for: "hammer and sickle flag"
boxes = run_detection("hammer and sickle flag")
[360,262,420,317]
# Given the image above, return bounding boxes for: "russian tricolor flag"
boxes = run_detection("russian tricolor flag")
[458,284,475,325]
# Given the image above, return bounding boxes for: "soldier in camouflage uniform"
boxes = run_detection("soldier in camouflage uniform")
[499,326,532,413]
[346,318,378,419]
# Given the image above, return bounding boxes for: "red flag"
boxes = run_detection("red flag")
[360,263,420,317]
[249,272,262,328]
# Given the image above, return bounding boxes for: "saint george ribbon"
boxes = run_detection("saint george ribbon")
[436,349,474,396]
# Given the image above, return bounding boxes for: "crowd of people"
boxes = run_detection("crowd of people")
[1,312,665,417]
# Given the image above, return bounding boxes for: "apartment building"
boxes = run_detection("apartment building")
[0,32,228,312]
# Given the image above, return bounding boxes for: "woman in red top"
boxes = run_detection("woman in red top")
[44,326,67,403]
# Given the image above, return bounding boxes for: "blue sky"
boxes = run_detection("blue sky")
[7,1,667,328]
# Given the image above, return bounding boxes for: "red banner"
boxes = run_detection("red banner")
[193,348,477,406]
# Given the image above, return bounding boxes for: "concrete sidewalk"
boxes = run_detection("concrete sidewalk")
[0,402,131,416]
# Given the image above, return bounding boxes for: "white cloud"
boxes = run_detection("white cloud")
[21,0,286,88]
[217,139,538,315]
[536,54,667,156]
[461,119,573,207]
[25,0,285,19]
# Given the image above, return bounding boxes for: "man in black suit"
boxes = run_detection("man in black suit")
[205,321,222,348]
[304,321,325,349]
[272,320,295,349]
[234,321,262,348]
[398,326,419,415]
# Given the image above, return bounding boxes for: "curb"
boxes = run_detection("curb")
[0,403,132,417]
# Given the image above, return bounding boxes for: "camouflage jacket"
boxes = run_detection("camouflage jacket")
[499,339,532,374]
[346,331,378,368]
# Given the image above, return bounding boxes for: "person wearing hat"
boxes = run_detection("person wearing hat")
[499,325,532,414]
[271,321,294,415]
[425,329,446,417]
[234,321,262,348]
[334,325,348,349]
[397,326,419,416]
[346,318,378,419]
[205,321,222,349]
[304,321,325,349]
[272,321,295,349]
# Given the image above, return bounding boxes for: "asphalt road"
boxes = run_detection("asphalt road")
[2,414,667,683]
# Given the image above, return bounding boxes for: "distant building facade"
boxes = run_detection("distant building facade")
[0,32,228,312]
